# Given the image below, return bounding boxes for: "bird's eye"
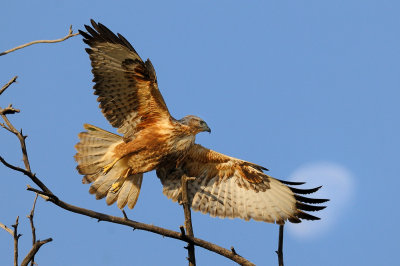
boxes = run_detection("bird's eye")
[200,121,205,125]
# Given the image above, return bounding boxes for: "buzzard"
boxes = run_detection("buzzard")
[75,20,328,224]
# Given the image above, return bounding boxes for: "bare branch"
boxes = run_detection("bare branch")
[0,76,18,96]
[0,104,20,115]
[27,194,39,266]
[20,238,53,266]
[276,225,284,266]
[0,26,79,56]
[12,216,21,266]
[0,156,52,195]
[0,221,14,235]
[29,188,254,265]
[181,175,196,266]
[0,113,32,172]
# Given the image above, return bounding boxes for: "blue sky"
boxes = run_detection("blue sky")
[1,1,399,265]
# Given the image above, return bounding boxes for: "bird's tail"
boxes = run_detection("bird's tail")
[74,124,143,209]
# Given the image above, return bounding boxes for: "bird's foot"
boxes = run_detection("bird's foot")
[102,158,119,174]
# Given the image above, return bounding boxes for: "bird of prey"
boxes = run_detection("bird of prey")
[75,20,328,224]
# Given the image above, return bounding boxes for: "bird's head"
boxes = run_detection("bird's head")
[179,115,211,134]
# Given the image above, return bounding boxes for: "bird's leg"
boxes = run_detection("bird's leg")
[102,158,119,174]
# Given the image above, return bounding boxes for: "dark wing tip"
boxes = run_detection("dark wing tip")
[277,179,306,186]
[296,211,321,221]
[80,20,137,53]
[296,202,327,212]
[289,185,322,195]
[295,194,330,204]
[278,181,329,223]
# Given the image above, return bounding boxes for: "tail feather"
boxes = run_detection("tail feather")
[75,124,143,209]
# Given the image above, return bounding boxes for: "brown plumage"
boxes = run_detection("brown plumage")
[75,20,328,224]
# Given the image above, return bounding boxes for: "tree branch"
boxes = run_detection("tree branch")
[12,216,21,266]
[20,238,53,266]
[24,186,254,265]
[27,194,39,266]
[181,175,196,266]
[0,76,18,96]
[0,26,79,56]
[276,225,284,266]
[0,221,14,236]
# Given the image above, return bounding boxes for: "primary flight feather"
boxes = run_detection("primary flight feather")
[75,20,328,224]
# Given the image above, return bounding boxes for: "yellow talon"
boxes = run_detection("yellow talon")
[110,168,132,193]
[110,180,123,193]
[103,158,119,174]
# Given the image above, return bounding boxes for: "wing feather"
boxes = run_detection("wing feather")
[80,20,172,138]
[157,144,328,224]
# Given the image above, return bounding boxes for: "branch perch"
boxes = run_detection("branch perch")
[12,217,21,266]
[181,175,196,266]
[276,225,284,266]
[0,25,79,56]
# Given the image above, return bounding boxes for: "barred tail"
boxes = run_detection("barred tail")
[74,124,143,209]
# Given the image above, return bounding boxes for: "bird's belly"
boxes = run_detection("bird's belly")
[126,134,194,174]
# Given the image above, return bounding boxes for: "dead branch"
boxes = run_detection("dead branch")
[20,238,53,266]
[0,104,20,116]
[276,225,284,266]
[0,26,79,56]
[181,175,196,266]
[0,76,18,96]
[25,186,254,265]
[0,221,14,235]
[27,194,39,266]
[12,216,21,266]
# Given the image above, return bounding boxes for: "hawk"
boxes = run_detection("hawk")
[75,20,328,224]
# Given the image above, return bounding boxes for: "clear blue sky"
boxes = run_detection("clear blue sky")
[1,1,399,265]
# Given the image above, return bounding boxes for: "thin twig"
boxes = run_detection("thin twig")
[181,175,196,266]
[0,156,51,195]
[27,194,39,266]
[12,216,21,266]
[0,26,79,56]
[276,225,284,266]
[0,76,18,96]
[0,222,14,235]
[20,238,53,266]
[0,113,31,172]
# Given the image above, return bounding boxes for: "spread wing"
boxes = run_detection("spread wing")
[79,20,171,139]
[157,144,328,224]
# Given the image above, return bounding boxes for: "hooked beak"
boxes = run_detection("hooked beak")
[204,124,211,133]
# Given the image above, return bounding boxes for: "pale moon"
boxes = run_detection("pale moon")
[287,161,354,239]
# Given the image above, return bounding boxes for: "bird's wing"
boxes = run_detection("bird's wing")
[80,20,171,139]
[157,144,328,224]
